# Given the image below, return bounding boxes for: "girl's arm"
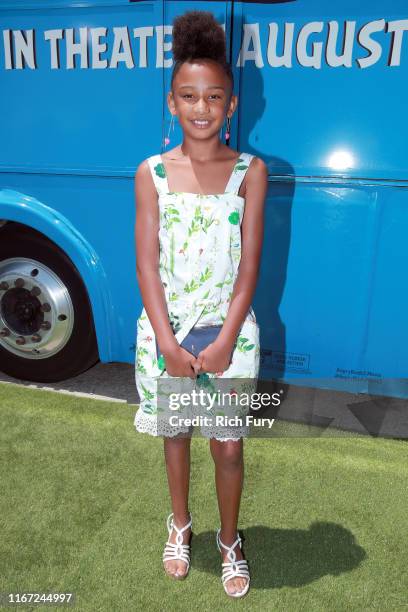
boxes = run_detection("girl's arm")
[215,156,268,349]
[134,160,179,355]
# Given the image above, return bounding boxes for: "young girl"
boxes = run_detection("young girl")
[133,10,267,599]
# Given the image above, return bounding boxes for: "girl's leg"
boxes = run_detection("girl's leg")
[210,438,248,595]
[163,432,192,577]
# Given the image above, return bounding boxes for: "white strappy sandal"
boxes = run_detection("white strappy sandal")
[216,528,250,598]
[163,512,193,580]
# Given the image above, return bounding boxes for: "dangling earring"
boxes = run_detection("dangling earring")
[164,114,175,147]
[225,116,231,142]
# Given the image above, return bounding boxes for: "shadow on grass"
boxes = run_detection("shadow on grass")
[191,522,366,588]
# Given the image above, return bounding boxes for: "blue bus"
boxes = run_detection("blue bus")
[1,0,407,399]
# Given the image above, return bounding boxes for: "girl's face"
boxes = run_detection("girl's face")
[168,59,237,141]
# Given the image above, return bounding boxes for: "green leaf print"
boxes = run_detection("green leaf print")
[170,231,175,275]
[169,312,182,332]
[215,272,234,289]
[184,278,200,293]
[136,346,149,374]
[163,207,181,231]
[237,336,255,353]
[196,373,217,393]
[154,162,166,179]
[199,266,212,284]
[140,380,155,401]
[142,404,155,415]
[201,293,224,316]
[187,210,202,237]
[228,211,240,225]
[184,269,213,294]
[186,204,217,236]
[202,216,215,233]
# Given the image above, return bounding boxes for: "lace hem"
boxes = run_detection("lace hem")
[200,425,249,441]
[134,409,192,438]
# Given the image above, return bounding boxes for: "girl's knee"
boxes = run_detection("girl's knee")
[163,431,192,446]
[210,438,243,468]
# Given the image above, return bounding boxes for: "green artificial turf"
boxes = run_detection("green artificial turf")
[0,382,407,611]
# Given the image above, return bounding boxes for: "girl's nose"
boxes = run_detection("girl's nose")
[195,98,210,113]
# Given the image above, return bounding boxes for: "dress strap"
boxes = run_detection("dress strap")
[147,154,169,196]
[224,152,255,195]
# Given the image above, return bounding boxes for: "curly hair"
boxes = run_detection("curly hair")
[170,10,234,95]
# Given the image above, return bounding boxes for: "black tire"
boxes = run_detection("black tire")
[0,223,99,382]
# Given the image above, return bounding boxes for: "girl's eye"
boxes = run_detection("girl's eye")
[182,94,221,100]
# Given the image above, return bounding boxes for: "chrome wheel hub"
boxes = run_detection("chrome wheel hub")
[0,258,74,359]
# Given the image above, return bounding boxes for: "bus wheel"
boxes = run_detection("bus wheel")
[0,224,99,382]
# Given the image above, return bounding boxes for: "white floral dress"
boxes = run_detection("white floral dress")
[134,152,261,440]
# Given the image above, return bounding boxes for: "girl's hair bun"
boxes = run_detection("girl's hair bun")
[172,11,227,64]
[171,10,233,91]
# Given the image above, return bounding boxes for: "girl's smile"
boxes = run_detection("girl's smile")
[192,119,211,129]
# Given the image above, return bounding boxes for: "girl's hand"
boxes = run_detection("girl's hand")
[162,345,200,378]
[195,340,233,374]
